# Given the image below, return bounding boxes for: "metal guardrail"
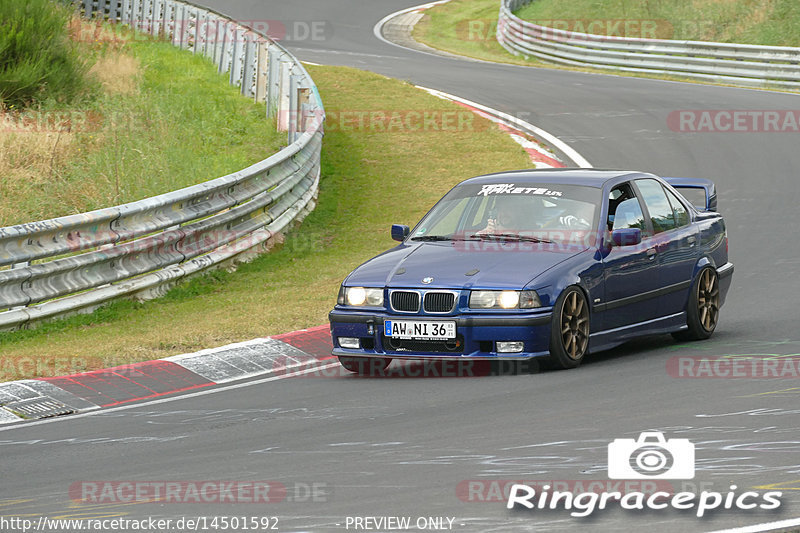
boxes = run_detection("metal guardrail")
[0,0,325,330]
[497,0,800,90]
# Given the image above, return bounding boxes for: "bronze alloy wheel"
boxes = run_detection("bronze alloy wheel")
[673,266,721,341]
[697,267,720,332]
[549,287,590,369]
[560,290,590,360]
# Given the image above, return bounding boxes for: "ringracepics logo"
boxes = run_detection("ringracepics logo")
[608,432,694,479]
[507,432,782,518]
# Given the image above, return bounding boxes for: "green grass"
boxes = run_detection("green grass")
[0,0,93,108]
[0,65,531,381]
[0,22,284,226]
[412,0,540,66]
[516,0,800,46]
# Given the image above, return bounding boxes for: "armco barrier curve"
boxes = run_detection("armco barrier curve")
[497,0,800,91]
[0,0,325,330]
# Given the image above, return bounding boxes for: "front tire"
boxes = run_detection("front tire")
[673,267,719,341]
[548,286,590,369]
[338,356,392,375]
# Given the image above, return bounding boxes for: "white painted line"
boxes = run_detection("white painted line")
[416,85,592,168]
[0,360,342,433]
[166,337,314,384]
[705,517,800,533]
[163,337,272,363]
[0,407,24,424]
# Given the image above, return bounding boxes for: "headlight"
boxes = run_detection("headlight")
[469,289,541,310]
[338,286,384,307]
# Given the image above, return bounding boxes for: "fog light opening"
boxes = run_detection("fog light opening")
[339,337,360,349]
[496,341,524,353]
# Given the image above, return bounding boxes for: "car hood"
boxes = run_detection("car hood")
[345,241,585,290]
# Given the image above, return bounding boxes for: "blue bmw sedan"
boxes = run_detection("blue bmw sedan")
[329,169,733,372]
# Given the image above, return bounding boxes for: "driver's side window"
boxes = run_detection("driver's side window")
[612,199,646,231]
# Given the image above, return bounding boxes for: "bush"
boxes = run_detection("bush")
[0,0,91,108]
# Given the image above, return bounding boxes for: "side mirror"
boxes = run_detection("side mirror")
[612,228,642,247]
[391,224,409,242]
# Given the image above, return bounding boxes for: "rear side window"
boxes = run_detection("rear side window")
[636,179,676,234]
[664,187,690,227]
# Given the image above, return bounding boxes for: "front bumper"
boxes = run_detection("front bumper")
[329,309,553,360]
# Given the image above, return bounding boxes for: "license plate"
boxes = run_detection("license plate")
[384,320,456,340]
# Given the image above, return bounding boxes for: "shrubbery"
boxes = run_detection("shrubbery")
[0,0,91,108]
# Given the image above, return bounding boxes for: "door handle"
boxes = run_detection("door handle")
[687,236,697,247]
[646,248,657,259]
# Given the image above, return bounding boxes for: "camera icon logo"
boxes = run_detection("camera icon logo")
[608,432,695,479]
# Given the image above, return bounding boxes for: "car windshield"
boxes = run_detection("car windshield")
[410,182,599,243]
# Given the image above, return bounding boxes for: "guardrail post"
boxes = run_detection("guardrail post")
[187,7,198,51]
[150,0,162,37]
[241,33,257,97]
[266,47,282,117]
[212,18,225,67]
[229,27,244,86]
[107,0,119,22]
[219,22,234,74]
[180,4,191,49]
[120,0,131,25]
[255,41,269,103]
[276,61,291,131]
[202,15,215,59]
[130,0,141,31]
[288,74,299,141]
[165,0,175,42]
[171,2,181,47]
[195,10,207,55]
[142,0,154,33]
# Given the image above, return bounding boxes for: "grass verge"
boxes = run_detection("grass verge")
[0,20,284,225]
[0,65,531,381]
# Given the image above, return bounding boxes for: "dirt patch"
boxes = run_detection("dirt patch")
[89,52,141,95]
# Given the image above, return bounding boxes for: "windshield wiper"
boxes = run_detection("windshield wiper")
[469,233,554,244]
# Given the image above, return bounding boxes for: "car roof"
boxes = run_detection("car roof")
[461,168,659,188]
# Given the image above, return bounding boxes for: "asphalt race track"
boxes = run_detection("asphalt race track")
[3,1,800,532]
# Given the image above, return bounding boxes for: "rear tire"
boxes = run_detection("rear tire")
[338,356,392,375]
[548,287,590,369]
[672,266,719,341]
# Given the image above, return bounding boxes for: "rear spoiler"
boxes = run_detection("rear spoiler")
[663,177,717,212]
